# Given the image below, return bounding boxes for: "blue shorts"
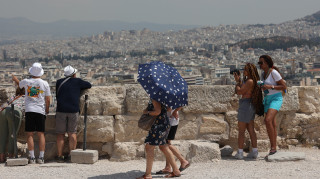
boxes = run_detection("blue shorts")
[263,92,283,113]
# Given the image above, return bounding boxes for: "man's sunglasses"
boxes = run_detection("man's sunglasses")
[258,62,263,65]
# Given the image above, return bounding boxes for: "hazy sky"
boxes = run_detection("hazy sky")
[1,0,320,26]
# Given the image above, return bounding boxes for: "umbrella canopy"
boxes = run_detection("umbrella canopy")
[138,61,188,109]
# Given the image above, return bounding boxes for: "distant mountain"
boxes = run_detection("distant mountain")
[230,36,320,51]
[299,10,320,23]
[0,17,199,40]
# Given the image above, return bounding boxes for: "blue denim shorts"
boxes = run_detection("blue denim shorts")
[263,92,283,113]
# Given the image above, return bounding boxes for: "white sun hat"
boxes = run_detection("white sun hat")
[64,65,78,77]
[29,62,44,77]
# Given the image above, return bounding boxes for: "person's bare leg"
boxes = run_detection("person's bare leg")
[37,132,45,152]
[68,133,77,152]
[145,144,155,178]
[265,109,278,151]
[247,120,257,148]
[167,140,189,168]
[238,121,247,149]
[27,132,34,151]
[56,134,64,157]
[159,144,180,176]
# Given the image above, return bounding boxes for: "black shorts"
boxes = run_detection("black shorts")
[25,112,46,132]
[167,125,178,141]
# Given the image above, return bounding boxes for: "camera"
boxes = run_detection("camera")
[230,69,240,75]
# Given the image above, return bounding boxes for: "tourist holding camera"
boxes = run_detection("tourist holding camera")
[258,55,287,157]
[233,63,262,159]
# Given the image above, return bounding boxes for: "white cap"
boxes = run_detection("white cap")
[64,65,78,77]
[29,63,44,77]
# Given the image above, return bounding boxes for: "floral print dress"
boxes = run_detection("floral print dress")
[144,100,170,146]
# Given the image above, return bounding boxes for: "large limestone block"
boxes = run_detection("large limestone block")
[186,140,221,163]
[114,115,148,142]
[153,140,192,161]
[125,84,149,114]
[77,116,114,143]
[199,114,229,141]
[279,113,304,139]
[81,86,126,115]
[183,86,238,113]
[110,142,144,161]
[225,111,238,140]
[298,86,320,113]
[280,87,299,112]
[175,118,199,140]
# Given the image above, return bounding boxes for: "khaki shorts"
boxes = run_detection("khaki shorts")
[55,112,79,134]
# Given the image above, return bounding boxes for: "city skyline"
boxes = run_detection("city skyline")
[0,0,320,26]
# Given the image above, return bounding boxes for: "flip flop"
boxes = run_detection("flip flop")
[179,163,190,172]
[165,172,181,178]
[156,170,171,174]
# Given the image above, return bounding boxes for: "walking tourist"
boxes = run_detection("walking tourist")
[137,99,181,179]
[156,107,190,174]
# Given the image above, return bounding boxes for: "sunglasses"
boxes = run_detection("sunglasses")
[258,62,263,65]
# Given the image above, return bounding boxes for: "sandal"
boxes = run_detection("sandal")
[136,174,152,179]
[165,172,181,178]
[179,163,190,172]
[156,170,171,174]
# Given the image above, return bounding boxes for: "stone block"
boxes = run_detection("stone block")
[298,86,320,113]
[110,142,143,161]
[70,149,98,164]
[281,87,299,112]
[124,85,149,114]
[183,85,238,113]
[267,152,305,162]
[186,140,221,163]
[199,114,229,141]
[5,158,28,166]
[114,115,148,142]
[77,115,114,143]
[81,86,126,115]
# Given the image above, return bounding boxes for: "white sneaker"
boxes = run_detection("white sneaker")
[234,152,244,160]
[29,157,36,164]
[247,151,258,159]
[36,157,44,164]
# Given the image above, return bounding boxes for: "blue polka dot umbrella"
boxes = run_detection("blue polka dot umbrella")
[138,61,188,109]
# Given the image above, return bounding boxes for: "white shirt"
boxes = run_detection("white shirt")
[262,69,282,96]
[167,110,179,126]
[19,78,51,115]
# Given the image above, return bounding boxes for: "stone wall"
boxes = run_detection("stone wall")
[2,85,320,161]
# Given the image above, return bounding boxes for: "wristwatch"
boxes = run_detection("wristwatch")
[271,85,275,90]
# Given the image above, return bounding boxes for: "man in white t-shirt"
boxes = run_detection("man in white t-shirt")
[13,62,51,164]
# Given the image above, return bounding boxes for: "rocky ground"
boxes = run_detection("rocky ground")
[1,146,320,179]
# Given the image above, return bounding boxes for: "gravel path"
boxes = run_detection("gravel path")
[1,147,320,179]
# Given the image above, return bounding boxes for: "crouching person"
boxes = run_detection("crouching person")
[55,66,91,162]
